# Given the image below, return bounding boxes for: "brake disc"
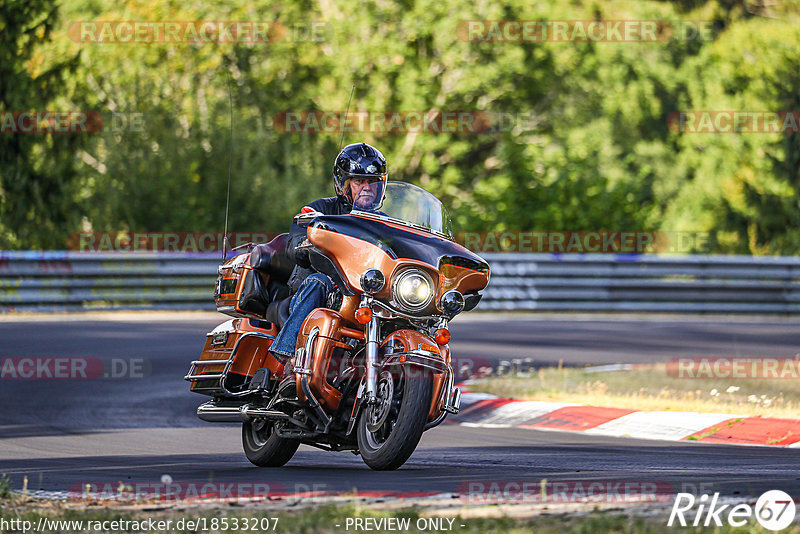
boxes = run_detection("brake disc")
[366,371,394,432]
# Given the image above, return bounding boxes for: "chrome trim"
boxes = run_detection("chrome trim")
[447,387,462,414]
[360,268,385,294]
[424,365,459,431]
[370,299,442,322]
[240,404,289,422]
[392,268,435,313]
[231,241,257,252]
[381,348,441,361]
[189,359,229,365]
[293,327,318,376]
[184,358,230,381]
[182,331,275,391]
[301,375,332,432]
[440,366,460,414]
[211,331,228,346]
[184,372,224,381]
[205,319,236,337]
[425,410,448,430]
[196,401,289,423]
[440,289,465,316]
[293,348,310,375]
[364,316,380,402]
[218,332,276,397]
[380,350,447,373]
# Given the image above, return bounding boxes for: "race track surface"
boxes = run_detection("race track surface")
[1,312,799,501]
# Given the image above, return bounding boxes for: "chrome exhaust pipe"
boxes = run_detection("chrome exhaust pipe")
[196,402,288,423]
[445,387,462,414]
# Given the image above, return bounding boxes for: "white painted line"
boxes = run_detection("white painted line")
[467,401,577,427]
[459,392,500,404]
[585,411,738,441]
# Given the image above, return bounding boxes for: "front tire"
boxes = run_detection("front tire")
[242,419,300,467]
[357,367,433,470]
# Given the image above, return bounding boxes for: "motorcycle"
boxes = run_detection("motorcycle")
[185,181,490,470]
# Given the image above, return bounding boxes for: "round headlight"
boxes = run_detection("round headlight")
[440,290,465,316]
[392,269,434,311]
[360,269,385,294]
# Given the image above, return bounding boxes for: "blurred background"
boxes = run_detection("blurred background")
[2,0,799,253]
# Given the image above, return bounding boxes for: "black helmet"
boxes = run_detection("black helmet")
[332,142,388,210]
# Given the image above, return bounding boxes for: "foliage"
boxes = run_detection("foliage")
[0,0,87,248]
[2,0,799,253]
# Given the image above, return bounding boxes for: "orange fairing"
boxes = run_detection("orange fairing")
[308,226,434,297]
[295,308,351,410]
[439,263,489,296]
[308,226,488,311]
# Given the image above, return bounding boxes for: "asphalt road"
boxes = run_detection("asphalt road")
[1,312,799,504]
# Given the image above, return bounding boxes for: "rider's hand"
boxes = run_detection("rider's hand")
[293,239,312,268]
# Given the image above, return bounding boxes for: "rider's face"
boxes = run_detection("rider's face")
[350,178,380,209]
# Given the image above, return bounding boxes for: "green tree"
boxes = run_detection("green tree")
[0,0,87,248]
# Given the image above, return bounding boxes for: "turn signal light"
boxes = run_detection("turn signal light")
[355,306,373,324]
[434,328,451,345]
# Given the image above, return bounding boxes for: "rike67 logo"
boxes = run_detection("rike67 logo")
[668,490,796,530]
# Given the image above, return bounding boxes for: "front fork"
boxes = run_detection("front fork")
[364,314,380,404]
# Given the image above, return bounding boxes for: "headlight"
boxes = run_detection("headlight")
[440,290,465,316]
[392,269,434,312]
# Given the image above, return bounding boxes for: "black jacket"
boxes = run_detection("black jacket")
[285,196,350,293]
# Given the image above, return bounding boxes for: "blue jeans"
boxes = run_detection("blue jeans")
[269,273,333,360]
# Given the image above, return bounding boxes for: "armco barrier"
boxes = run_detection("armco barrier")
[1,251,799,313]
[482,253,800,313]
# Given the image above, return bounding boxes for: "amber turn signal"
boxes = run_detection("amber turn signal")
[434,328,451,345]
[355,306,373,324]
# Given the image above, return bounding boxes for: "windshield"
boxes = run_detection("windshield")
[351,181,453,239]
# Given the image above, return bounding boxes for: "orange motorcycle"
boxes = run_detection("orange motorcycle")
[185,182,489,470]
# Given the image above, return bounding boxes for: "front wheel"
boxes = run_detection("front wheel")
[357,367,433,470]
[242,419,300,467]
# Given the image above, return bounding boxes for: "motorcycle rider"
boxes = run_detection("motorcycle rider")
[268,142,388,362]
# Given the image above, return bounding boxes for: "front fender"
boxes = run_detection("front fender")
[378,329,448,374]
[379,329,450,422]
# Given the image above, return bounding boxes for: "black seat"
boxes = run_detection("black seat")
[245,232,294,328]
[264,296,291,330]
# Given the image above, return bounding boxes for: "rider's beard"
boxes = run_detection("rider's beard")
[355,189,376,209]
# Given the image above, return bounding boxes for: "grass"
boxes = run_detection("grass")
[0,475,11,500]
[467,364,800,418]
[0,500,794,534]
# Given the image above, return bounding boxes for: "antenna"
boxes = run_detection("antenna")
[222,70,234,262]
[338,84,355,153]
